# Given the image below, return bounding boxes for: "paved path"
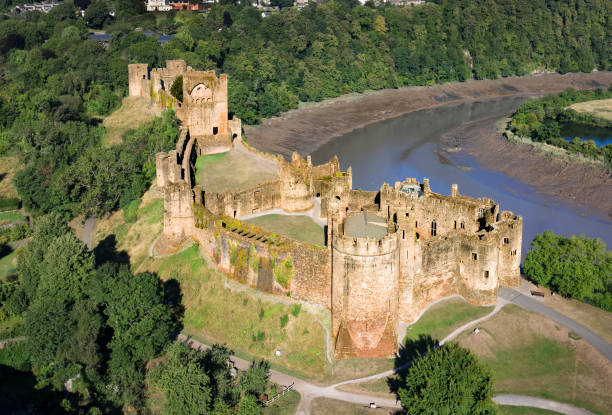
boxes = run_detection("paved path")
[494,395,597,415]
[82,217,96,250]
[499,287,612,361]
[440,297,507,345]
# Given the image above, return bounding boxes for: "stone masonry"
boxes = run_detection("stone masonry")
[131,61,523,359]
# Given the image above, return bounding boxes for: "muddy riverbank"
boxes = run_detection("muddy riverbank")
[246,72,612,219]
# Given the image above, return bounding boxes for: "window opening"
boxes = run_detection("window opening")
[484,270,489,278]
[472,253,478,260]
[431,221,437,236]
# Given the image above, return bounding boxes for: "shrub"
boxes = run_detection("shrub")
[122,198,140,223]
[289,304,301,317]
[280,314,288,328]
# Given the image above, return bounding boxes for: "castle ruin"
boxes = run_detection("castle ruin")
[131,61,523,359]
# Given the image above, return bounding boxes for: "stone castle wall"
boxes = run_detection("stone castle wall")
[144,63,523,360]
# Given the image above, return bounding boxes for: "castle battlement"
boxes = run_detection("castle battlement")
[146,64,523,361]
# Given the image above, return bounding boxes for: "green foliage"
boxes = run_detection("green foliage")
[280,314,288,328]
[85,0,113,29]
[510,87,612,165]
[289,303,301,317]
[523,231,612,311]
[122,198,140,223]
[398,343,496,415]
[273,256,294,289]
[0,197,20,212]
[149,342,212,414]
[170,75,183,101]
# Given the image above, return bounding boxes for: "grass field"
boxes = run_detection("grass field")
[102,96,162,146]
[532,283,612,344]
[195,149,277,193]
[244,214,325,247]
[403,297,493,343]
[263,389,300,415]
[0,156,20,199]
[457,305,612,415]
[569,98,612,121]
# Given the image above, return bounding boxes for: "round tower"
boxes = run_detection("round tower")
[332,212,399,358]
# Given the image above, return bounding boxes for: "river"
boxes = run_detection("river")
[309,97,612,259]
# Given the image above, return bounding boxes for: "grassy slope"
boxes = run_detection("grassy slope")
[569,98,612,122]
[0,156,20,199]
[102,96,162,146]
[403,297,493,343]
[245,214,325,247]
[457,305,612,415]
[0,250,18,280]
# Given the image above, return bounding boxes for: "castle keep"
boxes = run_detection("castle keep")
[132,61,523,359]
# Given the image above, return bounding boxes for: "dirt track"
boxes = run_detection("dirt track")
[246,72,612,218]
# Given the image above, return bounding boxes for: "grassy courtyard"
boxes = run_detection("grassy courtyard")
[195,149,277,193]
[403,297,493,343]
[245,214,326,247]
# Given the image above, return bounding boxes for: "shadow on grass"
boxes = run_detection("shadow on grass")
[388,334,439,399]
[93,234,130,267]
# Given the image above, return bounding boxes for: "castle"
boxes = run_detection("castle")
[130,60,523,359]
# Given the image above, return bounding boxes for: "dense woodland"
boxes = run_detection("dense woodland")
[509,86,612,165]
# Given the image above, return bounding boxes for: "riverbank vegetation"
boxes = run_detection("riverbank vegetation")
[523,231,611,311]
[508,86,612,165]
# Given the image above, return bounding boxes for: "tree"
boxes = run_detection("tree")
[397,343,496,415]
[149,342,212,414]
[523,231,611,310]
[85,0,112,29]
[170,75,183,101]
[94,265,177,405]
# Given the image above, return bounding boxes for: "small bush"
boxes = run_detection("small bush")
[280,314,289,328]
[289,304,301,317]
[122,198,140,223]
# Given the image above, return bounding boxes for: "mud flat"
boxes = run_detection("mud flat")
[440,115,612,220]
[246,72,612,220]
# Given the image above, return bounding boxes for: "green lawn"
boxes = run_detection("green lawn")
[244,214,325,247]
[458,305,612,415]
[404,297,493,343]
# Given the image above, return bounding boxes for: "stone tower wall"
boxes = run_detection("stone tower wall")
[332,231,399,358]
[128,63,149,97]
[496,212,523,287]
